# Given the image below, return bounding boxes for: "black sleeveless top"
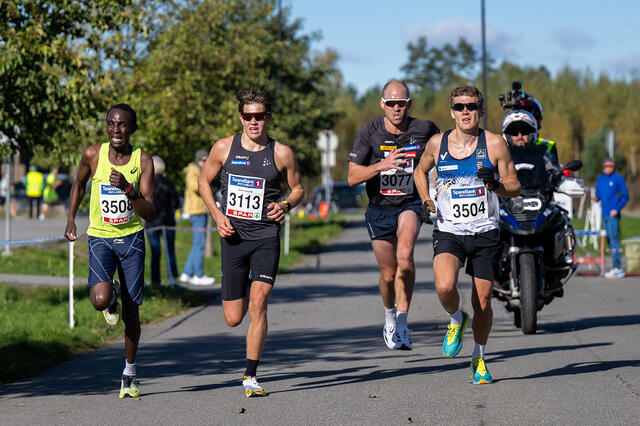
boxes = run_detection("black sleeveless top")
[220,134,283,240]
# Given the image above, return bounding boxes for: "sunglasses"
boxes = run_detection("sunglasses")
[241,112,270,121]
[381,98,410,108]
[505,125,533,136]
[451,102,481,112]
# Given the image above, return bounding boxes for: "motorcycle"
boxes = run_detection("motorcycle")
[493,152,585,334]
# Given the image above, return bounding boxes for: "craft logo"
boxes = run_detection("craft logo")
[263,158,271,167]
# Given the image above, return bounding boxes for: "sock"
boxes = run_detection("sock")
[449,309,463,326]
[385,307,396,326]
[472,342,485,359]
[245,359,259,377]
[123,361,136,377]
[396,311,408,329]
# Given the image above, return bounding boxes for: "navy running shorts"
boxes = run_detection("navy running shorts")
[88,230,146,305]
[364,199,422,240]
[220,235,280,301]
[432,228,501,281]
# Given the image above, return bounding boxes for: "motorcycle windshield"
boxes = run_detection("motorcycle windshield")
[509,145,548,191]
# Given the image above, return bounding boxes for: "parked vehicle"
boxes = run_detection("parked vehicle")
[306,182,366,213]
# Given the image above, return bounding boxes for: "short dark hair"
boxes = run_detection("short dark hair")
[382,80,410,99]
[236,86,276,114]
[107,103,138,131]
[450,86,484,108]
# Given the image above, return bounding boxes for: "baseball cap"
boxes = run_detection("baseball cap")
[603,157,615,166]
[195,149,209,162]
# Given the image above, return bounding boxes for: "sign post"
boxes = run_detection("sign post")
[315,130,338,206]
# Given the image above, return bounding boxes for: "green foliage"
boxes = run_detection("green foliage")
[126,0,340,186]
[581,126,610,183]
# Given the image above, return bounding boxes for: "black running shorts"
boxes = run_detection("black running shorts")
[220,235,280,301]
[364,199,422,240]
[432,229,500,281]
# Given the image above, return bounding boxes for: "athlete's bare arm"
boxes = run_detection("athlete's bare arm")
[130,151,156,220]
[414,134,442,212]
[269,142,304,223]
[64,145,100,241]
[347,148,406,187]
[199,136,234,237]
[486,131,520,197]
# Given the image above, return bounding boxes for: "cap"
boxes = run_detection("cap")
[195,149,209,162]
[603,157,615,165]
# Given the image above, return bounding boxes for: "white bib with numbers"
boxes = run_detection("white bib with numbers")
[99,183,134,225]
[449,185,488,224]
[380,155,414,196]
[225,174,265,221]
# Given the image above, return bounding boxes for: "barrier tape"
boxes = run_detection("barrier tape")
[575,230,605,237]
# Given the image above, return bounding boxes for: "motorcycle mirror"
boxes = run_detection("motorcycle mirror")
[563,160,583,171]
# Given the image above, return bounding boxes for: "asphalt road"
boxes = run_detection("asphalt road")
[1,218,639,425]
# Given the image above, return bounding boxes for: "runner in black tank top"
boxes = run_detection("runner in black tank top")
[196,87,305,398]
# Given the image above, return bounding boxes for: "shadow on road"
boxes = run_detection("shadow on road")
[539,315,640,333]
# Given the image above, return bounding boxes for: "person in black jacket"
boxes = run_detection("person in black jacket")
[145,155,180,287]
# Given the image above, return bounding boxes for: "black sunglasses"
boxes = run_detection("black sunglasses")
[241,112,270,121]
[505,124,534,136]
[451,102,480,112]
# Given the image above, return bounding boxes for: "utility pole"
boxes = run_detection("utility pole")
[481,0,488,129]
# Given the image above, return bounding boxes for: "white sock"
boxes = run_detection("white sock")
[385,307,396,327]
[449,309,463,326]
[123,361,136,377]
[472,342,485,358]
[396,311,408,329]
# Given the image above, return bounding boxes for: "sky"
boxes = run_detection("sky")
[287,0,640,95]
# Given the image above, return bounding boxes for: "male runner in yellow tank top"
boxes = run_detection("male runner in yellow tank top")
[64,104,155,398]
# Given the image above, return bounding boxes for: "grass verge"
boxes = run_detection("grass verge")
[0,214,345,386]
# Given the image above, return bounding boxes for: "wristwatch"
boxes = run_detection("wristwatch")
[280,200,291,213]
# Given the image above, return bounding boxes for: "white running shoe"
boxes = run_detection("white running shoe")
[383,324,401,350]
[189,275,215,286]
[242,375,266,397]
[604,268,625,279]
[179,273,191,283]
[397,326,413,350]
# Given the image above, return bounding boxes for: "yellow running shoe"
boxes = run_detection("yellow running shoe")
[242,375,266,397]
[103,302,120,326]
[119,375,140,398]
[471,357,493,384]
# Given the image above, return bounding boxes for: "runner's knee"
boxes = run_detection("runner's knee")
[90,281,112,310]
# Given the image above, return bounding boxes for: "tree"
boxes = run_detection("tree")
[0,0,153,158]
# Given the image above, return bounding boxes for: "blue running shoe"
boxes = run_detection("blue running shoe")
[471,357,493,384]
[442,311,468,358]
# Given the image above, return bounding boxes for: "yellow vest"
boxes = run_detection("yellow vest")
[87,143,143,238]
[26,171,44,197]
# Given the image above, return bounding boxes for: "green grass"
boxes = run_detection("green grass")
[0,214,345,385]
[0,284,215,385]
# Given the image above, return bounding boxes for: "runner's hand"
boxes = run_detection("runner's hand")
[64,221,77,241]
[266,202,287,223]
[378,148,406,172]
[110,168,129,191]
[477,167,499,192]
[421,199,435,224]
[214,212,235,238]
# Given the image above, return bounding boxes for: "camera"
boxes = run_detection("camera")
[498,81,543,129]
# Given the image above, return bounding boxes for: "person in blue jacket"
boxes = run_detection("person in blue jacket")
[594,157,629,279]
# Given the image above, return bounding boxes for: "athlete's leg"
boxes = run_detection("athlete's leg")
[371,238,398,309]
[470,277,493,345]
[122,298,141,364]
[394,210,420,312]
[433,253,463,314]
[246,281,273,360]
[222,298,249,327]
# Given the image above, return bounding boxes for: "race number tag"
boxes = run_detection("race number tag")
[226,174,265,221]
[380,154,414,196]
[450,186,488,224]
[100,183,134,225]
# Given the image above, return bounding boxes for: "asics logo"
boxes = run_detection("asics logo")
[130,167,138,174]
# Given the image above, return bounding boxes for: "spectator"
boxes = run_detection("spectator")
[145,156,180,288]
[40,168,62,220]
[594,157,629,279]
[25,165,44,219]
[179,149,215,286]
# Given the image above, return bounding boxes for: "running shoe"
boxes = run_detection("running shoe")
[103,302,120,326]
[189,275,215,286]
[471,357,493,384]
[604,268,625,279]
[242,375,266,397]
[119,375,140,398]
[397,326,413,351]
[383,324,401,350]
[442,311,468,358]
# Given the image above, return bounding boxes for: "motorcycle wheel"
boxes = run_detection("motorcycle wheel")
[513,308,522,328]
[519,253,538,334]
